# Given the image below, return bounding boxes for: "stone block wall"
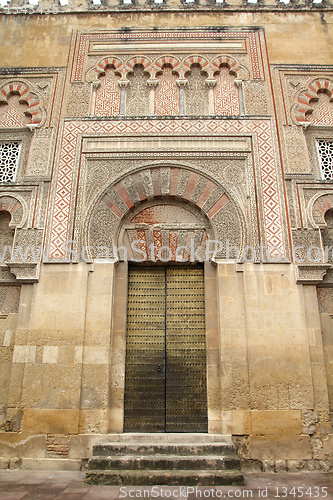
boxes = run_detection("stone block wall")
[0,262,115,468]
[217,263,332,472]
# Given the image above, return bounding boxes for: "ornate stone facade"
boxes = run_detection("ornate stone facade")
[0,10,333,475]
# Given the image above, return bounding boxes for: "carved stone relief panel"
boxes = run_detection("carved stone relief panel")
[0,211,14,262]
[155,67,180,116]
[66,83,91,118]
[282,125,310,174]
[25,128,54,178]
[292,227,323,264]
[317,286,333,313]
[243,81,268,116]
[185,64,209,116]
[0,94,31,128]
[89,201,117,258]
[0,286,20,316]
[95,68,121,117]
[126,65,150,116]
[321,209,333,264]
[308,92,333,126]
[214,68,240,116]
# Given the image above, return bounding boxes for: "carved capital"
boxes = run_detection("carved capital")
[234,79,243,88]
[26,123,39,131]
[7,263,40,283]
[147,78,159,88]
[296,264,330,285]
[205,77,217,88]
[176,77,188,88]
[118,79,129,89]
[295,120,311,129]
[0,264,18,284]
[92,81,101,90]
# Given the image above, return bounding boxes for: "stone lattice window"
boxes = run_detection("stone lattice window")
[317,140,333,180]
[0,142,21,182]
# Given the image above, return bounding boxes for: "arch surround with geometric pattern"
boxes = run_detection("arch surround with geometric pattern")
[0,81,44,127]
[84,163,246,262]
[48,118,285,260]
[294,78,333,125]
[308,191,333,229]
[0,194,27,228]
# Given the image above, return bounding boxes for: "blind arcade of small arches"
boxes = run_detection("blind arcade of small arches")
[87,55,247,117]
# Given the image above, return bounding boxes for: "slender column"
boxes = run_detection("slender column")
[235,79,245,116]
[176,76,188,116]
[147,78,159,116]
[90,81,100,116]
[118,79,129,116]
[205,77,217,116]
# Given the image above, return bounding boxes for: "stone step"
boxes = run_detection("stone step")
[86,469,244,486]
[88,454,240,471]
[91,433,233,444]
[92,442,235,456]
[86,434,243,486]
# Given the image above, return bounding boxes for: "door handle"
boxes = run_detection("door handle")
[156,364,162,372]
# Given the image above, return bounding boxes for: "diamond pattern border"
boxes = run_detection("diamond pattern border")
[48,118,285,259]
[73,29,261,82]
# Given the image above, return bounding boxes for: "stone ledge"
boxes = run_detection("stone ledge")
[20,458,82,471]
[1,2,331,14]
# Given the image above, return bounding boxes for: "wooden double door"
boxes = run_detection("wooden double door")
[124,265,207,432]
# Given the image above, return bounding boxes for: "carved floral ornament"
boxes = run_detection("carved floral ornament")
[293,78,333,127]
[0,81,45,128]
[85,53,249,86]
